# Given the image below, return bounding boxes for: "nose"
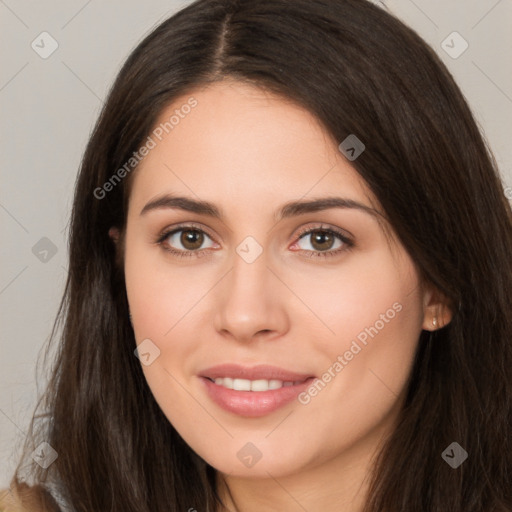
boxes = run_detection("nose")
[213,246,289,343]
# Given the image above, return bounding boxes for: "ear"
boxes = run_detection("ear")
[421,283,453,331]
[108,226,126,270]
[109,226,120,244]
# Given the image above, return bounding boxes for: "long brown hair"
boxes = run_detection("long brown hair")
[9,0,512,510]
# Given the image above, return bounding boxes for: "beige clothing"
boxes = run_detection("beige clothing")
[0,484,60,512]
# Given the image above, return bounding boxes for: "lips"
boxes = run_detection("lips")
[198,363,316,417]
[198,363,314,382]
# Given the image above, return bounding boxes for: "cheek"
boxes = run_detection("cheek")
[292,246,424,405]
[286,245,423,354]
[284,255,423,469]
[124,237,208,390]
[124,234,203,342]
[124,242,210,439]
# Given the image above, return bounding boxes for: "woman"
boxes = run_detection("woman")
[2,0,511,510]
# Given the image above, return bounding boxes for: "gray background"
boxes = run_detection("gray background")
[1,0,511,486]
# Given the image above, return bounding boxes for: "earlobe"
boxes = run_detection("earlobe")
[109,226,126,270]
[421,285,453,331]
[109,226,120,244]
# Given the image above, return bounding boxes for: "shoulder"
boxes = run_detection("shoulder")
[0,483,60,512]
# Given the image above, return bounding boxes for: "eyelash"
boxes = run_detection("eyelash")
[155,222,354,259]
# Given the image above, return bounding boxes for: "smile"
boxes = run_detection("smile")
[207,377,308,392]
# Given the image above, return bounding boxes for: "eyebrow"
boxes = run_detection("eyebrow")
[139,194,382,221]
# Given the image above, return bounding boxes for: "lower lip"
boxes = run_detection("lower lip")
[199,376,315,417]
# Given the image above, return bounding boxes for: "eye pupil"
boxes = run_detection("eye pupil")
[311,230,334,251]
[181,230,203,250]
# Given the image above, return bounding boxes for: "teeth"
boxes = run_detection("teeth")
[233,378,252,391]
[212,377,302,391]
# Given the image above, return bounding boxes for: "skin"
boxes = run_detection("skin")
[111,79,452,512]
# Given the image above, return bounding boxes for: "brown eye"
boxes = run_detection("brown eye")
[292,225,354,258]
[309,230,336,251]
[179,229,204,250]
[297,229,344,252]
[158,226,216,254]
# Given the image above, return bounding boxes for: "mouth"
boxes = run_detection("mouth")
[198,364,316,417]
[203,376,309,391]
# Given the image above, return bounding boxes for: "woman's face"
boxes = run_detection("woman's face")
[122,79,437,479]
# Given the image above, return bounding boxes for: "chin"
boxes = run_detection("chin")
[198,442,308,479]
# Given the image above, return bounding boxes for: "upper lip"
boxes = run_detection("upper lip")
[199,364,315,382]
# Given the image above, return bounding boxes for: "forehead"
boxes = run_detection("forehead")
[128,79,377,218]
